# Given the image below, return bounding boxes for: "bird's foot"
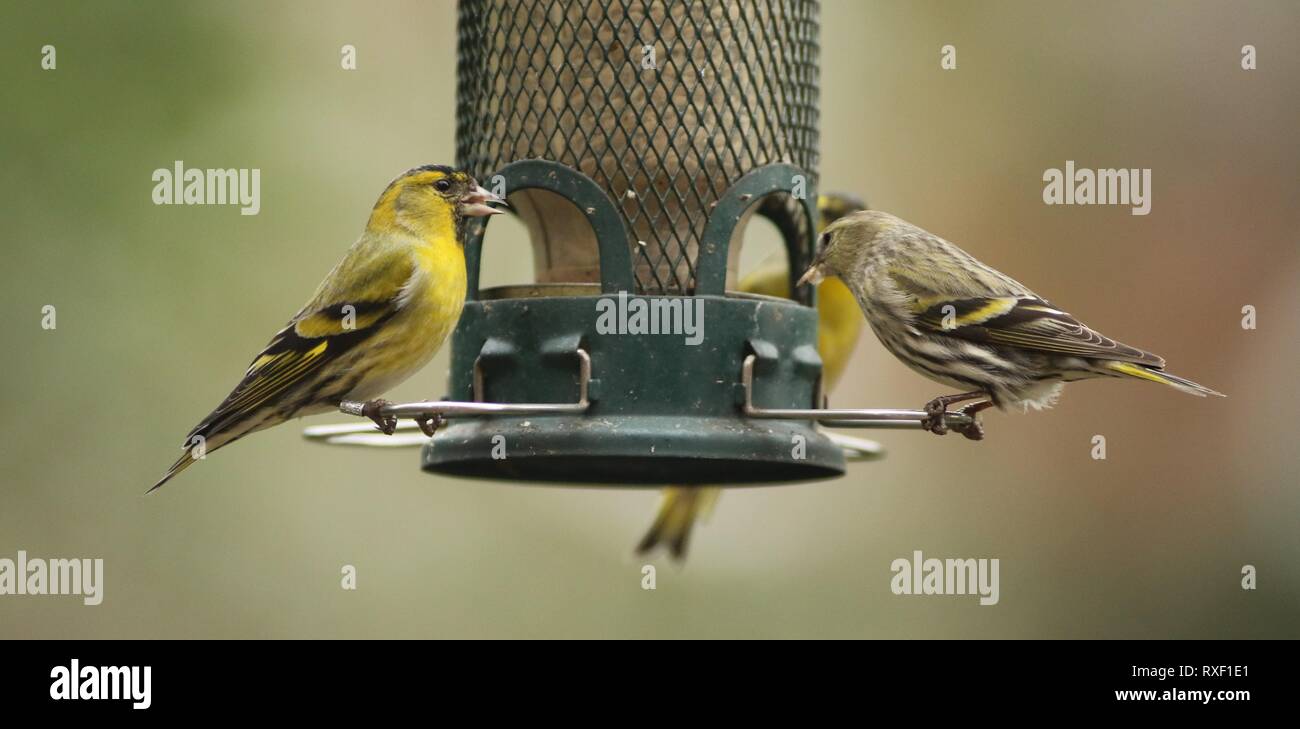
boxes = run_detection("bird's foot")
[952,400,994,441]
[360,399,398,435]
[955,419,984,441]
[953,416,984,441]
[922,397,949,436]
[414,413,445,438]
[921,391,988,436]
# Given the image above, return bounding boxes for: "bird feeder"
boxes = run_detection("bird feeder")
[304,0,971,484]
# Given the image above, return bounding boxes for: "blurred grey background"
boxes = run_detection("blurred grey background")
[1,0,1296,638]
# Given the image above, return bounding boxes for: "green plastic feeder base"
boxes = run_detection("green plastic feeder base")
[425,414,844,485]
[421,289,846,486]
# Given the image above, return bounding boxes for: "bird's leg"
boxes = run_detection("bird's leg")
[922,391,986,435]
[360,399,398,436]
[952,400,995,441]
[414,413,445,438]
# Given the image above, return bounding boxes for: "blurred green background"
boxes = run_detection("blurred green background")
[1,0,1296,638]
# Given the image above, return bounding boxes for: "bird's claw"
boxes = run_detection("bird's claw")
[952,416,985,441]
[922,398,949,436]
[951,401,991,441]
[361,399,398,436]
[415,413,445,438]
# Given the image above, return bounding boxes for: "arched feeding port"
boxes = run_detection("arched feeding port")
[303,0,971,484]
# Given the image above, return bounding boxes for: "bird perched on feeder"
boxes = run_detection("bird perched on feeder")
[150,165,504,491]
[797,211,1223,440]
[636,193,868,561]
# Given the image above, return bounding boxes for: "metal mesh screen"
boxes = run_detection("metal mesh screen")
[456,0,820,294]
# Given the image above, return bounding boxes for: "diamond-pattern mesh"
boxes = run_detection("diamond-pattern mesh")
[457,0,820,294]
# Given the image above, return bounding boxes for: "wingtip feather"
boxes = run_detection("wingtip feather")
[1108,361,1224,398]
[147,453,196,494]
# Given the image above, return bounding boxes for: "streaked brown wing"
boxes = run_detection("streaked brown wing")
[915,296,1165,367]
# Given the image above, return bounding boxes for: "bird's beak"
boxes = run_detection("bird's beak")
[460,185,507,217]
[797,262,826,287]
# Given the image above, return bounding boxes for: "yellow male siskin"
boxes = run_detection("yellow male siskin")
[636,193,869,560]
[798,211,1222,439]
[151,165,503,491]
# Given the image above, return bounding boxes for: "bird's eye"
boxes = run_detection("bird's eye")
[434,179,452,192]
[818,232,830,251]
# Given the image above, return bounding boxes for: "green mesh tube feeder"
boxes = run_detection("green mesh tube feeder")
[303,0,971,484]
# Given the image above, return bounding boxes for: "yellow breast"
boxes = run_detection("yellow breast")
[348,226,468,400]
